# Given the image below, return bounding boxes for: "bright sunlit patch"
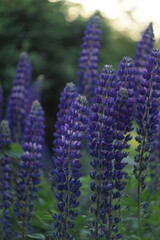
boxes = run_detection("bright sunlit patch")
[48,0,160,40]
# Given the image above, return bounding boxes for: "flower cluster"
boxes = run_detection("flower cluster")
[6,52,32,142]
[1,15,160,240]
[52,94,88,240]
[53,82,78,142]
[134,48,160,191]
[15,100,45,237]
[134,23,154,94]
[149,113,160,192]
[0,120,12,239]
[88,57,135,239]
[77,16,101,99]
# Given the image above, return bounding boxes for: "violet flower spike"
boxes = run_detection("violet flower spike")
[53,82,78,143]
[88,65,119,239]
[134,23,154,95]
[0,120,12,239]
[6,52,32,143]
[15,100,45,238]
[52,95,88,240]
[134,48,160,236]
[77,15,101,100]
[149,114,160,193]
[88,58,135,239]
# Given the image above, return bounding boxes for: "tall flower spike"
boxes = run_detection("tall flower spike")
[0,83,3,121]
[134,48,160,236]
[88,65,118,239]
[52,95,88,240]
[6,52,32,143]
[77,15,101,100]
[134,23,154,95]
[0,120,12,239]
[88,59,135,239]
[15,100,45,239]
[149,115,160,193]
[53,82,78,143]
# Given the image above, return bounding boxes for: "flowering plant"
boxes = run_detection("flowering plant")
[0,16,160,240]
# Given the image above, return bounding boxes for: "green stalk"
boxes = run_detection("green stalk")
[118,198,125,240]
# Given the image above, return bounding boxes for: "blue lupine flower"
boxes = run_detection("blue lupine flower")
[6,52,32,143]
[51,83,78,187]
[52,95,88,240]
[134,23,154,95]
[15,100,45,237]
[0,120,12,239]
[77,16,101,100]
[133,48,160,237]
[149,114,160,192]
[134,48,160,192]
[88,65,117,239]
[0,83,3,121]
[88,59,135,239]
[53,82,78,143]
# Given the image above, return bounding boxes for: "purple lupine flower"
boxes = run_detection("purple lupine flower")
[134,23,154,95]
[0,120,12,239]
[52,95,88,240]
[15,100,45,238]
[134,49,160,235]
[53,82,78,143]
[88,59,135,239]
[149,115,160,192]
[0,83,3,121]
[88,65,118,239]
[6,52,32,143]
[51,83,78,188]
[134,48,160,191]
[77,16,101,100]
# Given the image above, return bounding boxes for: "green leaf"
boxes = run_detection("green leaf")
[141,189,150,202]
[122,197,137,207]
[0,143,24,159]
[9,143,23,154]
[149,191,160,201]
[28,233,46,240]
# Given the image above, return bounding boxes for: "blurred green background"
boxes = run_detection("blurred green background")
[0,0,137,150]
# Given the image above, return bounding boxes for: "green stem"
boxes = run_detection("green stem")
[118,198,124,240]
[137,183,142,239]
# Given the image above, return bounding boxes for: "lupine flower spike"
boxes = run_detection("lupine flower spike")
[134,23,154,95]
[149,113,160,193]
[51,83,78,186]
[88,58,135,239]
[77,16,101,100]
[53,82,78,143]
[52,95,88,240]
[88,65,118,239]
[0,120,12,239]
[134,48,160,237]
[15,100,45,239]
[6,52,32,143]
